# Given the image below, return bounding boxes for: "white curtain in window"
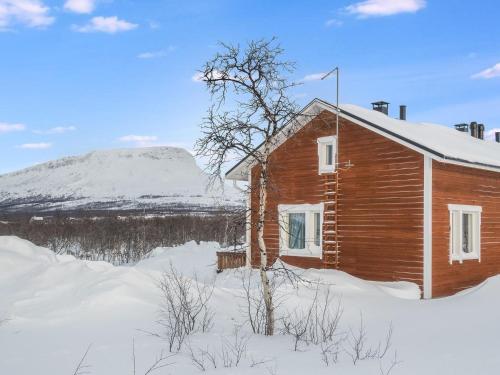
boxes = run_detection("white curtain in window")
[288,213,305,249]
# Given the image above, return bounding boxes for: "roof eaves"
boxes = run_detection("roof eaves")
[226,98,500,178]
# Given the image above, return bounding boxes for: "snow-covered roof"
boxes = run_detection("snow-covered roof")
[226,98,500,180]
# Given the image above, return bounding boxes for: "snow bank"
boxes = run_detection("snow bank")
[1,236,500,375]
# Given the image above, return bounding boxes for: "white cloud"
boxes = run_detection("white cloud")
[192,70,228,83]
[0,122,26,133]
[471,63,500,79]
[33,126,77,134]
[345,0,426,18]
[137,47,175,59]
[118,135,161,147]
[119,135,158,143]
[0,0,54,30]
[301,72,328,82]
[148,20,160,29]
[64,0,95,14]
[138,51,167,59]
[72,16,137,33]
[325,18,343,28]
[19,142,52,149]
[192,72,205,82]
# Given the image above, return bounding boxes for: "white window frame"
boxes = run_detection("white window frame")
[317,136,337,174]
[278,203,323,258]
[448,204,482,264]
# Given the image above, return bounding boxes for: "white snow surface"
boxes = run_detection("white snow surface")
[0,147,241,210]
[1,236,500,374]
[341,103,500,168]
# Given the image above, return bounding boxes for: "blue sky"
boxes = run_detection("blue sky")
[0,0,499,174]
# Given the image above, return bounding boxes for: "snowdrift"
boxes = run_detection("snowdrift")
[1,236,500,375]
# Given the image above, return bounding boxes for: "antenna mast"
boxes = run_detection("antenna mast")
[321,67,340,169]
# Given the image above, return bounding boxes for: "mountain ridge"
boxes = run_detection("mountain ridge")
[0,146,241,213]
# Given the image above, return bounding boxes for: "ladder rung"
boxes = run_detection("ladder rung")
[323,171,339,266]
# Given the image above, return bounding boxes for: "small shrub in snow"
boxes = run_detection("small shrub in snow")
[131,338,174,375]
[345,313,393,365]
[280,286,344,353]
[187,326,251,371]
[157,263,215,352]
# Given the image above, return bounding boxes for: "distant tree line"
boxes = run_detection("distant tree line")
[0,211,245,264]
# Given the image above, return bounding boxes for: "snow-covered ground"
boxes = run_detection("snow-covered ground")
[1,236,499,374]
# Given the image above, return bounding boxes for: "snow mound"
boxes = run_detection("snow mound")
[137,240,219,280]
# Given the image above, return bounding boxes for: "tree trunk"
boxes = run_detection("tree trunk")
[257,161,274,336]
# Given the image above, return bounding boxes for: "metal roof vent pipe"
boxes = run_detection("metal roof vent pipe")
[496,132,500,143]
[470,122,478,138]
[371,101,389,115]
[478,124,485,140]
[454,123,469,132]
[399,105,407,121]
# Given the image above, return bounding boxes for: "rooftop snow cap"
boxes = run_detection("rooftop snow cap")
[371,101,389,115]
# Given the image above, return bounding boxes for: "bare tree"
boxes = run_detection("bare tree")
[196,38,304,336]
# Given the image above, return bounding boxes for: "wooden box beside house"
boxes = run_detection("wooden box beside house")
[226,98,500,298]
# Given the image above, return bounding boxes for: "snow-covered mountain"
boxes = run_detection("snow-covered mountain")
[0,147,242,213]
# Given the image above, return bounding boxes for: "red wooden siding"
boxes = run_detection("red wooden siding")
[432,161,500,297]
[250,111,334,269]
[337,120,424,288]
[250,111,425,290]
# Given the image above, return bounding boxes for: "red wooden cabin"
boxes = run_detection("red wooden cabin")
[226,99,500,298]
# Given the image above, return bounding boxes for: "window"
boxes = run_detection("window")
[278,204,323,257]
[317,136,337,174]
[288,213,305,249]
[448,204,482,263]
